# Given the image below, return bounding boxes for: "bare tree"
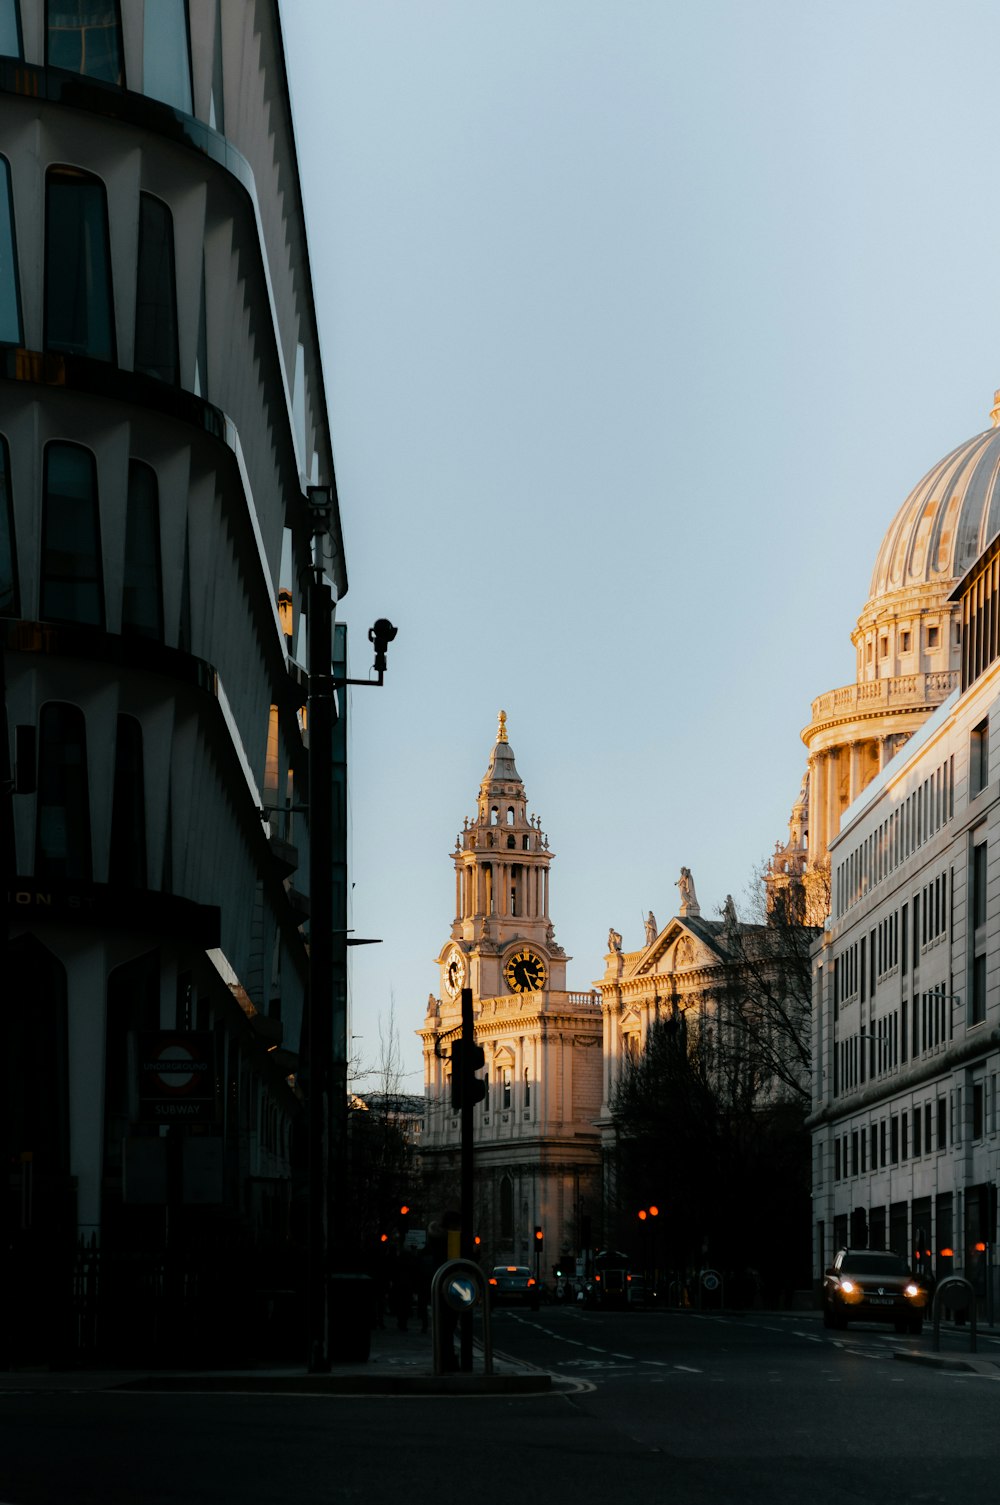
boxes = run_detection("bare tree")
[709,862,828,1109]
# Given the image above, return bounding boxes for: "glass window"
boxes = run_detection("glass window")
[0,0,22,57]
[143,0,192,112]
[0,433,17,616]
[134,195,179,384]
[46,0,123,85]
[0,155,22,344]
[209,1,225,131]
[109,714,146,887]
[45,167,115,361]
[35,701,92,880]
[40,441,104,627]
[121,460,163,639]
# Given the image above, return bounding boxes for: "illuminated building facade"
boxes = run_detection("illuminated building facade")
[811,406,1000,1303]
[418,714,602,1274]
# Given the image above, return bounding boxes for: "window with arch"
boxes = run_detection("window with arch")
[134,195,179,384]
[0,433,18,616]
[41,441,104,626]
[109,714,146,888]
[0,154,22,345]
[45,166,115,361]
[122,460,163,639]
[500,1176,514,1240]
[143,0,192,112]
[506,807,514,825]
[35,701,92,880]
[46,0,124,84]
[490,806,498,825]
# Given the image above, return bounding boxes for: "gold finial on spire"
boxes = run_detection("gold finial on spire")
[991,390,1000,429]
[497,709,508,743]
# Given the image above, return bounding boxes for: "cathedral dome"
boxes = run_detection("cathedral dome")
[865,398,1000,615]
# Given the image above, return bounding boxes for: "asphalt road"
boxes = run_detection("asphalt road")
[2,1309,999,1505]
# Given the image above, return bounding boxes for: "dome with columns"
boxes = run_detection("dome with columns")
[867,402,1000,612]
[774,395,1000,916]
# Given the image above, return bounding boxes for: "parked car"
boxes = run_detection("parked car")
[488,1265,538,1307]
[822,1248,928,1334]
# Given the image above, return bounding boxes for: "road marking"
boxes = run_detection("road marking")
[674,1364,702,1373]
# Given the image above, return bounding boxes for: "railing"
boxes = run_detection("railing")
[809,671,958,724]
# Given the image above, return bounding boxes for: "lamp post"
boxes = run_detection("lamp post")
[303,485,396,1371]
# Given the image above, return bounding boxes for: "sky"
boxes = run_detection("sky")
[279,0,1000,1094]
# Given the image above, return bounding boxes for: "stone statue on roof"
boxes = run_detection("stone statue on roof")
[644,911,657,946]
[676,867,700,917]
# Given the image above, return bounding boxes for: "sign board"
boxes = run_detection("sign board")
[138,1032,216,1122]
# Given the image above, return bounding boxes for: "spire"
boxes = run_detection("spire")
[482,710,522,788]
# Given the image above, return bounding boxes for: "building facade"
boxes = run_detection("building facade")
[773,401,1000,919]
[811,422,1000,1307]
[0,0,346,1363]
[418,713,603,1273]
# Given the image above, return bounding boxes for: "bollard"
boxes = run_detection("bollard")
[431,1259,492,1376]
[931,1276,977,1353]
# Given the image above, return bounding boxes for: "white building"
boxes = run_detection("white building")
[418,713,603,1272]
[811,407,1000,1305]
[0,1,346,1363]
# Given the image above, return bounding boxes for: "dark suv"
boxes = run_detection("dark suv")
[822,1248,928,1334]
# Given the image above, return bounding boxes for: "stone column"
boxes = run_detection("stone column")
[849,742,861,805]
[826,748,841,852]
[807,755,819,867]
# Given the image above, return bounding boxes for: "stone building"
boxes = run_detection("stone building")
[771,401,1000,920]
[810,403,1000,1300]
[418,713,603,1273]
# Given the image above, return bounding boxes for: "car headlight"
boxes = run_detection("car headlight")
[839,1278,856,1295]
[905,1282,919,1298]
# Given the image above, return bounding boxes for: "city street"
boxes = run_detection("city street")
[2,1307,999,1505]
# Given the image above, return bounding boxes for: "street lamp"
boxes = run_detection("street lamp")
[304,484,396,1372]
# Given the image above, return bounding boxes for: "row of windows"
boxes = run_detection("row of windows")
[834,987,957,1097]
[0,435,166,636]
[1,0,200,118]
[835,756,955,916]
[862,619,947,665]
[446,1065,532,1117]
[834,1078,998,1180]
[0,156,183,385]
[833,874,949,1015]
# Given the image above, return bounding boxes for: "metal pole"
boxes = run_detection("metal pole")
[307,518,334,1373]
[460,987,475,1371]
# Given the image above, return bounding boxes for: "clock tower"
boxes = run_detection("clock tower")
[420,712,602,1276]
[437,708,567,1007]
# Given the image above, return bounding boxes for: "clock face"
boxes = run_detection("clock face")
[444,947,466,998]
[503,948,547,993]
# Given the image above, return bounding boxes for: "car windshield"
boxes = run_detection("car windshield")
[842,1254,908,1275]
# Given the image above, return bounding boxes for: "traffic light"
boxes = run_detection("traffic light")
[451,1038,486,1110]
[534,1225,544,1252]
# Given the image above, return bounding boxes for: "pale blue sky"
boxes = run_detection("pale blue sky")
[280,0,1000,1091]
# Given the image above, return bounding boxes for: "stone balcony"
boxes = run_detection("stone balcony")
[807,671,959,733]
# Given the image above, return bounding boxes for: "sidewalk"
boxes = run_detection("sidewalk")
[0,1320,555,1397]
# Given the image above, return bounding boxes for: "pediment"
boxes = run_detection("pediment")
[629,917,724,979]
